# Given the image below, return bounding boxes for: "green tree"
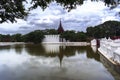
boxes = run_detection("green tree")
[86,20,120,39]
[30,0,118,11]
[60,30,76,41]
[24,30,44,44]
[0,34,2,41]
[11,34,22,42]
[0,34,11,42]
[44,29,58,35]
[75,32,87,41]
[86,27,95,38]
[61,31,87,42]
[0,0,28,23]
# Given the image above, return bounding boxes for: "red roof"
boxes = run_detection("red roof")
[111,36,120,40]
[57,20,64,33]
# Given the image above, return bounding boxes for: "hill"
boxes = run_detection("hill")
[87,21,120,39]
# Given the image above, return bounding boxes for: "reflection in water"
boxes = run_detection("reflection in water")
[0,43,119,80]
[91,45,97,53]
[12,44,24,54]
[87,46,100,61]
[0,46,11,52]
[100,54,120,80]
[43,44,61,53]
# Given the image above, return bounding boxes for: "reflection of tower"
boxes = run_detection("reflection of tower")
[58,46,65,67]
[57,20,64,42]
[58,52,64,67]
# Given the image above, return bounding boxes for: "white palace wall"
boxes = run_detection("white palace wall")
[42,35,60,43]
[98,38,120,64]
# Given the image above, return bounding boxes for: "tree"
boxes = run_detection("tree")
[11,33,22,42]
[0,0,27,23]
[75,32,87,41]
[86,20,120,39]
[86,27,95,38]
[0,34,11,42]
[60,30,87,42]
[60,30,76,41]
[23,30,44,44]
[60,31,75,41]
[0,34,2,41]
[44,29,58,35]
[30,0,119,11]
[0,0,119,23]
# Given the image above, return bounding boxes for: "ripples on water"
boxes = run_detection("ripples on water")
[0,43,120,80]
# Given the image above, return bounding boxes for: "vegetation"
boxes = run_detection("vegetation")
[60,30,76,41]
[11,34,23,42]
[60,30,87,42]
[0,34,11,42]
[43,29,58,35]
[0,30,44,44]
[0,0,119,23]
[23,30,45,44]
[0,29,87,43]
[0,20,120,43]
[86,21,120,39]
[0,0,27,23]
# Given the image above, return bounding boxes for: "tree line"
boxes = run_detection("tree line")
[0,29,87,44]
[87,21,120,39]
[0,30,44,44]
[0,20,120,43]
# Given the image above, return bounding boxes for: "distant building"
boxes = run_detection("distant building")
[57,20,64,34]
[42,20,64,43]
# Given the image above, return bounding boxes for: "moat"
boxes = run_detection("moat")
[0,43,120,80]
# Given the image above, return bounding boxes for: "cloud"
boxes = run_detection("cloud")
[0,0,120,34]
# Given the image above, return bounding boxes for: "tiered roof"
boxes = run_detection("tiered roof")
[57,20,64,34]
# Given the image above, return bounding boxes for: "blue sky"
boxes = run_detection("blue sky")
[0,0,120,34]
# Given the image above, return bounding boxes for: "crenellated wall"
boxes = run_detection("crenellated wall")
[42,35,60,43]
[98,38,120,64]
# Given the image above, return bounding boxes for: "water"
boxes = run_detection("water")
[0,43,120,80]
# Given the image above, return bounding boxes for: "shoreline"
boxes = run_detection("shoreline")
[0,42,90,46]
[42,42,90,46]
[0,42,25,46]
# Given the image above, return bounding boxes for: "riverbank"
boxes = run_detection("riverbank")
[0,42,90,46]
[42,42,90,46]
[0,42,25,46]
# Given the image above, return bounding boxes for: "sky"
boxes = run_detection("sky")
[0,0,120,34]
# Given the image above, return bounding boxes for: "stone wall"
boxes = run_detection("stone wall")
[42,35,60,43]
[98,38,120,64]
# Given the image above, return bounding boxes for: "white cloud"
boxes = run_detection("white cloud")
[0,0,120,34]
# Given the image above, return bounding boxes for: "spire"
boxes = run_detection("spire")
[57,19,64,34]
